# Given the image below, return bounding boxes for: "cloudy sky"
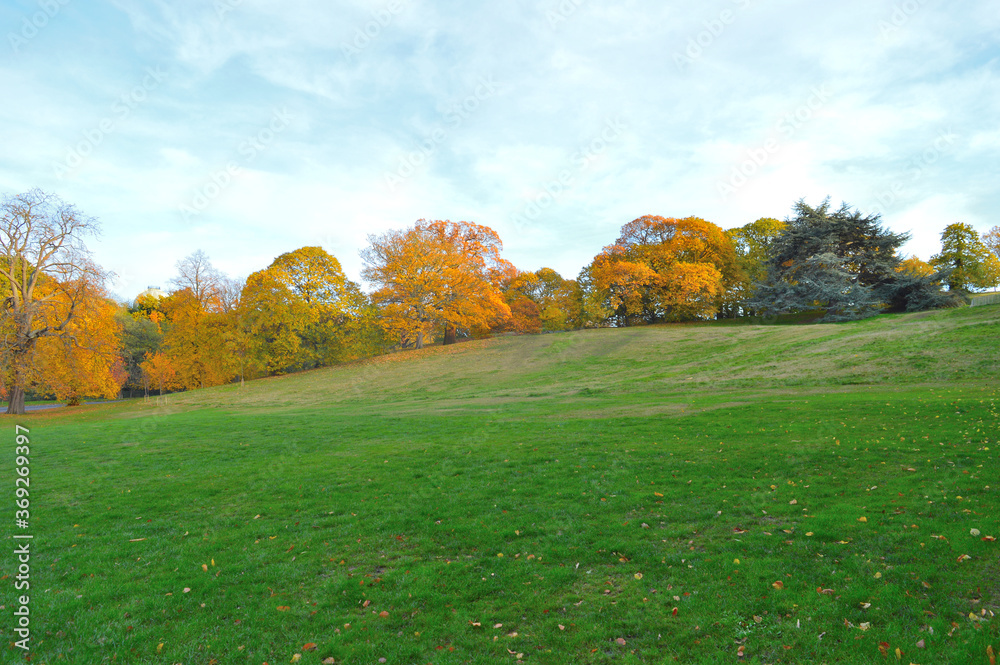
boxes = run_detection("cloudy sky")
[2,0,998,300]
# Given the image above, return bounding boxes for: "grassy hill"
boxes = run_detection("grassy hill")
[3,306,999,664]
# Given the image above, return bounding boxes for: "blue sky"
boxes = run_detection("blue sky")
[2,0,998,300]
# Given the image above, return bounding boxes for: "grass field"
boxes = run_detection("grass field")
[2,305,999,664]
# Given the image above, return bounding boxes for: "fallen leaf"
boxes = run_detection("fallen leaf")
[895,646,902,660]
[858,517,868,523]
[290,655,301,663]
[772,581,784,590]
[362,600,370,608]
[302,643,317,651]
[183,588,191,593]
[277,606,290,612]
[988,644,996,665]
[616,637,627,646]
[875,572,882,579]
[634,572,643,580]
[983,536,997,542]
[789,499,798,505]
[558,625,565,631]
[654,492,663,497]
[859,622,871,631]
[916,639,925,648]
[672,607,678,616]
[202,564,208,572]
[922,581,931,589]
[879,641,890,657]
[322,659,336,665]
[957,554,972,563]
[737,645,745,658]
[378,611,389,618]
[156,643,163,653]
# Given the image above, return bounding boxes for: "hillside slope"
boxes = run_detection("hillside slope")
[140,304,1000,418]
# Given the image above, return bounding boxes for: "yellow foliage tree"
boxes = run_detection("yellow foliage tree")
[152,289,235,390]
[896,255,936,278]
[30,280,126,405]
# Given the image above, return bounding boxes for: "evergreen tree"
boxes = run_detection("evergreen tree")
[752,199,957,321]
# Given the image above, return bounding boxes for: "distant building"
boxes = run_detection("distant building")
[137,286,168,300]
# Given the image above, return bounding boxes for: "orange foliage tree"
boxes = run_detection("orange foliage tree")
[28,278,125,405]
[1,189,122,413]
[500,267,583,332]
[361,220,513,348]
[496,270,543,335]
[148,289,235,390]
[896,255,936,278]
[586,216,739,324]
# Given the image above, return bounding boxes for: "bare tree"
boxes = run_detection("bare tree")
[1,189,107,414]
[170,249,224,309]
[217,275,245,315]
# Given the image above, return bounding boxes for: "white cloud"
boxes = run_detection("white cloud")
[2,0,998,300]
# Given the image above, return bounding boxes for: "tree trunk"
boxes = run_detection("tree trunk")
[415,329,424,350]
[443,325,457,345]
[6,385,26,415]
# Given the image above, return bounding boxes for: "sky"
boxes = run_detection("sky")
[2,0,998,301]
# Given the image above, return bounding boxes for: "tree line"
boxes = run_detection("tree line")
[3,189,999,414]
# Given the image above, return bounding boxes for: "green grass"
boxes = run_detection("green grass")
[2,306,999,664]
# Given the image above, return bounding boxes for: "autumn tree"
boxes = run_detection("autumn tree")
[984,226,1000,260]
[585,216,739,325]
[117,307,163,398]
[725,217,785,316]
[239,269,307,375]
[930,223,1000,292]
[151,288,235,390]
[896,255,935,278]
[35,286,126,405]
[0,189,116,414]
[237,247,382,376]
[510,267,584,332]
[268,247,375,367]
[752,199,956,320]
[496,270,543,335]
[361,220,513,348]
[170,249,224,310]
